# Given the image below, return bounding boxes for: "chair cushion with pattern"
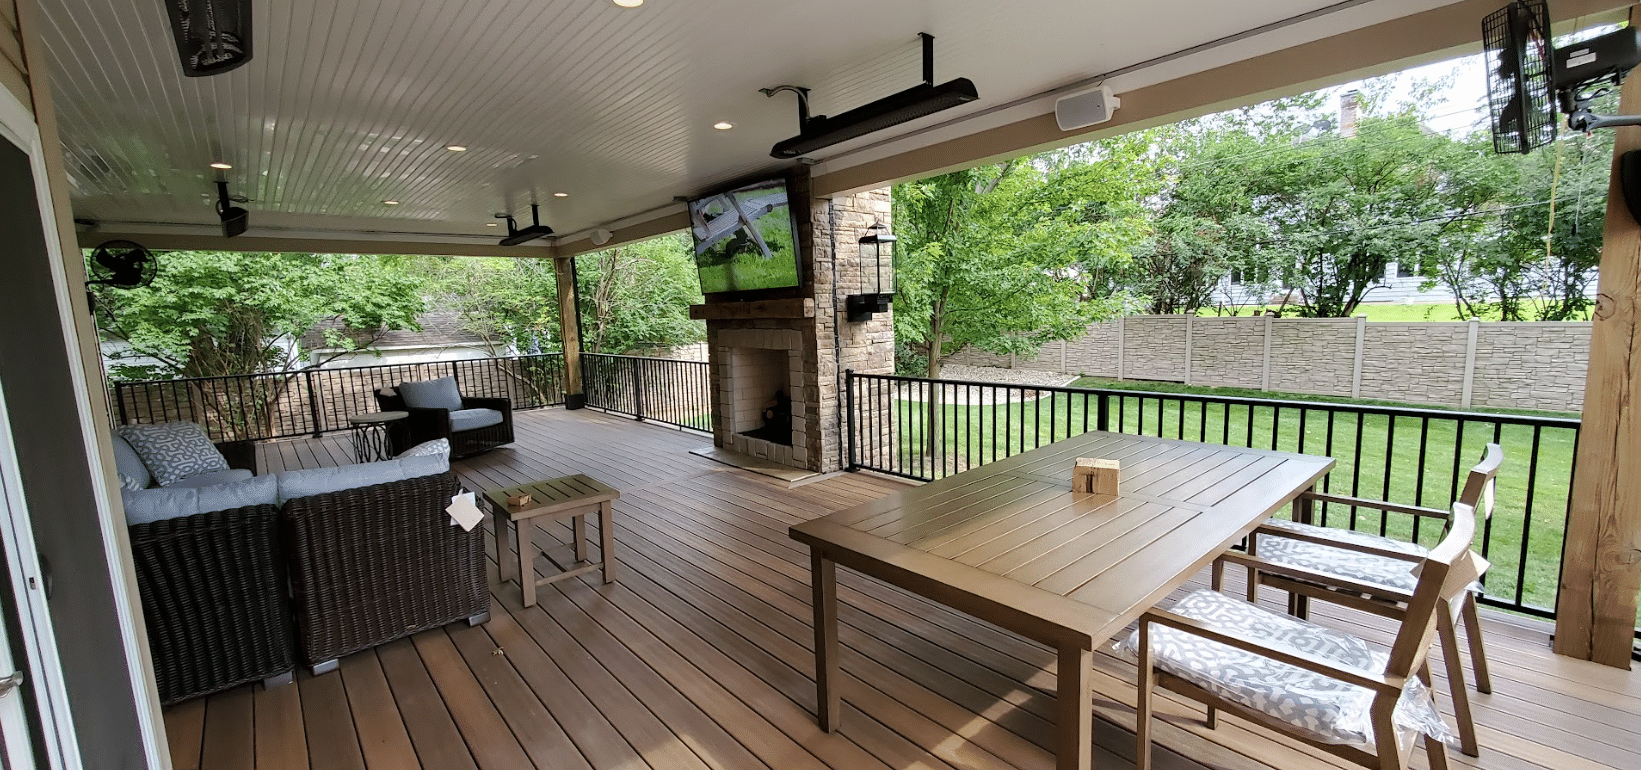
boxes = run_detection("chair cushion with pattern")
[117,422,230,487]
[1257,519,1425,595]
[1117,589,1455,749]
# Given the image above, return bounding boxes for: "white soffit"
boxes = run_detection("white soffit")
[39,0,1473,248]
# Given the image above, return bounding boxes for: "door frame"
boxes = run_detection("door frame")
[0,78,159,769]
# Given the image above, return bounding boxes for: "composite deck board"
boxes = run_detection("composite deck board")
[171,407,1641,770]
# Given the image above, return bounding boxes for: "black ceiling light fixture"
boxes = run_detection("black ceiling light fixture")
[496,204,555,247]
[163,0,254,76]
[763,33,978,160]
[215,180,249,237]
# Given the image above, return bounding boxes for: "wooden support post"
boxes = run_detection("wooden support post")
[555,256,586,409]
[1558,11,1641,668]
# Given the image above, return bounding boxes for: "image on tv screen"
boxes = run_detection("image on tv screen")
[689,178,800,293]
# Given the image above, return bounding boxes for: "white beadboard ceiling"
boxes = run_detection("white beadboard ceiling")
[37,0,1465,248]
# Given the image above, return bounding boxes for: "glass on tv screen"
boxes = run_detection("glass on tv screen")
[689,178,800,293]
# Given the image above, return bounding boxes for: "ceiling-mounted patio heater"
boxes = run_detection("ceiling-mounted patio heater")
[163,0,254,77]
[764,33,978,160]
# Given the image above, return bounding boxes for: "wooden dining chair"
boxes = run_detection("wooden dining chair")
[1213,443,1503,757]
[1129,501,1483,770]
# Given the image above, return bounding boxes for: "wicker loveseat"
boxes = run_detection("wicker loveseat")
[123,427,490,700]
[282,470,489,673]
[375,377,514,459]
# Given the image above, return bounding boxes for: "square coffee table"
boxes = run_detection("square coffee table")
[483,475,619,607]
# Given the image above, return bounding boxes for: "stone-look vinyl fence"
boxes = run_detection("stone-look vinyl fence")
[948,316,1590,413]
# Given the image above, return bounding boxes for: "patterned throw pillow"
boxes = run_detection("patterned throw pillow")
[397,438,451,459]
[117,472,147,491]
[116,422,229,487]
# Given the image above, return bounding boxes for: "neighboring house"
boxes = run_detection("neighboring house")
[1211,259,1600,307]
[301,311,512,368]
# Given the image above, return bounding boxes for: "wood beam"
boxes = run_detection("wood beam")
[554,210,691,259]
[78,230,553,259]
[555,256,585,410]
[1557,4,1641,669]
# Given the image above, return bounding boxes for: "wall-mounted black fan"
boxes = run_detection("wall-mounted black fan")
[86,240,158,289]
[1485,0,1641,155]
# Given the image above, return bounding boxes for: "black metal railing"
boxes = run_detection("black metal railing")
[113,354,567,442]
[582,353,712,432]
[845,370,1581,620]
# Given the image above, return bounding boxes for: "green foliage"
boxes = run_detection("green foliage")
[576,234,705,353]
[426,234,704,356]
[893,146,1155,377]
[94,251,425,380]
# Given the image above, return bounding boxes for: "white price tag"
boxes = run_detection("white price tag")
[446,492,484,532]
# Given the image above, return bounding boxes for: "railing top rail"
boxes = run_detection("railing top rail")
[849,370,1581,430]
[581,352,708,362]
[111,351,568,386]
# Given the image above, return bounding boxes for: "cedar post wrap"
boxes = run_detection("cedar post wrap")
[1557,6,1641,670]
[555,256,586,410]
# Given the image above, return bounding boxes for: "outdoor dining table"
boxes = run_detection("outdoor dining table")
[790,430,1334,770]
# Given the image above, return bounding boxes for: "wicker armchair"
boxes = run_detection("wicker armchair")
[281,470,489,673]
[129,502,295,705]
[128,441,294,705]
[374,386,514,459]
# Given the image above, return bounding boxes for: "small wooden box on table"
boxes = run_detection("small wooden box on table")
[484,475,619,607]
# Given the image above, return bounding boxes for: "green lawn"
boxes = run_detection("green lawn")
[862,382,1577,614]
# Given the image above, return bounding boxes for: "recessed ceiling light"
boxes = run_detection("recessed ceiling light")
[210,162,232,169]
[382,199,400,205]
[486,222,498,227]
[445,144,467,152]
[553,192,569,198]
[713,121,734,130]
[613,0,643,7]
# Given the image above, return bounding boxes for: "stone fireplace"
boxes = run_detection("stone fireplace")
[717,328,805,462]
[695,171,896,475]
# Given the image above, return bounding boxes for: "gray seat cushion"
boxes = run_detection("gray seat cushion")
[397,377,463,412]
[1256,519,1426,594]
[122,475,278,525]
[163,468,255,489]
[116,422,229,487]
[111,433,152,490]
[449,408,503,432]
[1116,589,1454,749]
[274,455,450,504]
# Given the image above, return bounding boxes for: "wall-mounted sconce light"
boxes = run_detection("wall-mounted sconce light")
[846,221,896,322]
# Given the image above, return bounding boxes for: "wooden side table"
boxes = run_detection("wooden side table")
[483,475,619,607]
[347,411,408,462]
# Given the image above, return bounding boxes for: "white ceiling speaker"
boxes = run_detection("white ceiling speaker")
[591,228,614,246]
[1055,84,1121,131]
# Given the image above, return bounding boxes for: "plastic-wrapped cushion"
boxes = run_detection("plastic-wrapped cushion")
[449,408,503,432]
[122,475,278,525]
[163,468,255,489]
[274,455,450,504]
[1117,589,1456,749]
[1256,519,1425,594]
[396,438,451,459]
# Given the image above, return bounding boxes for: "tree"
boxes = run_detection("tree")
[1244,114,1485,317]
[92,250,425,436]
[431,235,706,357]
[576,234,705,354]
[894,145,1155,379]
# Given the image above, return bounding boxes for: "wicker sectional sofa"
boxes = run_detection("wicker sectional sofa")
[122,432,489,704]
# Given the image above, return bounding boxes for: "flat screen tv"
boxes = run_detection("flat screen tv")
[689,177,801,294]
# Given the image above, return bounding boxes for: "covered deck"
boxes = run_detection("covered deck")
[163,408,1641,770]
